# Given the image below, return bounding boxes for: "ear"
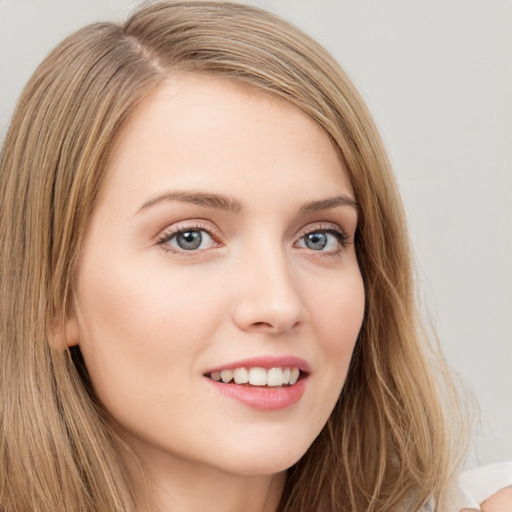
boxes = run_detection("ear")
[47,303,80,349]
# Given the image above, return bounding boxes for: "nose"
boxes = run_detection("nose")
[231,245,307,335]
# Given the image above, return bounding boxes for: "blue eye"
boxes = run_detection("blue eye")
[304,232,329,250]
[162,229,216,251]
[297,229,347,251]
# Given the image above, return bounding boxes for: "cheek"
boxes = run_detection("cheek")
[307,268,365,376]
[73,253,226,396]
[286,266,364,442]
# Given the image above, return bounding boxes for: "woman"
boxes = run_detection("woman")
[0,2,509,511]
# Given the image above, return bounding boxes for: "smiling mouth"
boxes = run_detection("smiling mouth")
[206,367,303,387]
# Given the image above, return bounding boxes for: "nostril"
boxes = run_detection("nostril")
[249,320,301,335]
[251,321,281,333]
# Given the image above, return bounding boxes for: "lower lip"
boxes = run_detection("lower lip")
[206,377,307,411]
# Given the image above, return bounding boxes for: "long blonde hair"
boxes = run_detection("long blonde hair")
[0,2,466,511]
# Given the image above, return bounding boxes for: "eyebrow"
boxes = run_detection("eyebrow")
[298,196,360,215]
[137,190,243,214]
[136,190,359,215]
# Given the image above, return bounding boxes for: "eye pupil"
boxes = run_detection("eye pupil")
[305,232,328,250]
[176,230,202,250]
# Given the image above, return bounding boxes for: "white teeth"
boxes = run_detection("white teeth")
[210,366,302,386]
[220,369,233,383]
[266,367,284,387]
[248,367,267,386]
[233,367,249,384]
[289,368,300,385]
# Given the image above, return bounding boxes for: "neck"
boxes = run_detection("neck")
[119,440,286,512]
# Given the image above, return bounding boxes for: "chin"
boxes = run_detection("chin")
[211,441,311,477]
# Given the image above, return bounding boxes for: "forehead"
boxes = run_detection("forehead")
[98,74,354,213]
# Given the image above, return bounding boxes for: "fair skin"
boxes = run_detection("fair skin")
[62,76,365,512]
[463,488,512,512]
[481,488,512,512]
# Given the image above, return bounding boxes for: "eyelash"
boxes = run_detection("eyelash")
[296,223,350,250]
[156,222,351,256]
[156,221,219,254]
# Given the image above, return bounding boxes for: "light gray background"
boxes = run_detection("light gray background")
[1,0,510,468]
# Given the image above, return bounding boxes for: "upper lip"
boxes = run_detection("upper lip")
[205,355,311,375]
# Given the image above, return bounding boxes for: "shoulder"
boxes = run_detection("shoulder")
[479,487,512,512]
[460,488,512,512]
[452,461,512,512]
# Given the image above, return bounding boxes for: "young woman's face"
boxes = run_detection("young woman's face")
[68,76,365,477]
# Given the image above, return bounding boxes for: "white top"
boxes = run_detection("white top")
[440,461,512,511]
